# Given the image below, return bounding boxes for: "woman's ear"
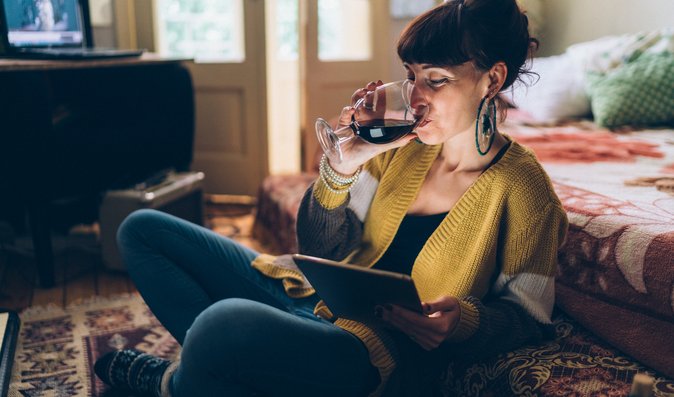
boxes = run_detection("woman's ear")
[487,62,507,98]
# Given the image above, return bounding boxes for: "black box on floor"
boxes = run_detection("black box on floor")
[100,171,205,271]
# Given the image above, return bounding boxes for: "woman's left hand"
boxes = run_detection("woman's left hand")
[377,296,462,351]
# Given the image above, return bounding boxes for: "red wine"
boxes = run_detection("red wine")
[355,118,416,144]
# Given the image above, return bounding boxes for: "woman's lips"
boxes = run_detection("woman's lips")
[417,119,431,128]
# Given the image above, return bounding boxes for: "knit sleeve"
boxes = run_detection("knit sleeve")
[296,153,390,261]
[442,296,555,362]
[494,201,568,324]
[443,202,568,356]
[296,182,363,261]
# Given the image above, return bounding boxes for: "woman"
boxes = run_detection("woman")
[95,0,568,396]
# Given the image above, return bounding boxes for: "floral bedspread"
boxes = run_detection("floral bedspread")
[505,112,674,378]
[441,310,674,397]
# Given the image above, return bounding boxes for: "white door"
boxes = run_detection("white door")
[299,0,390,170]
[116,0,268,195]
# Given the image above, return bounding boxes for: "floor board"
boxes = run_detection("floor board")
[0,199,253,312]
[97,270,133,297]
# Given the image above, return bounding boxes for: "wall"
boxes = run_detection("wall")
[89,0,115,47]
[537,0,674,56]
[386,0,674,77]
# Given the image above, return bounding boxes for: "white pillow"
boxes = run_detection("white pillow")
[505,54,591,122]
[566,29,674,73]
[504,30,674,123]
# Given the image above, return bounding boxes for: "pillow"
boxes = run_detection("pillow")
[505,30,674,123]
[586,52,674,129]
[505,54,591,122]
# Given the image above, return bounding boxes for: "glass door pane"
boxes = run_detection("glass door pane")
[318,0,372,61]
[275,0,299,60]
[156,0,245,63]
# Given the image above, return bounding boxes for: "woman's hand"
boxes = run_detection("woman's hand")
[377,296,462,351]
[329,80,417,175]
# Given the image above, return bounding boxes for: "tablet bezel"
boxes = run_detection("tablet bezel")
[292,253,423,322]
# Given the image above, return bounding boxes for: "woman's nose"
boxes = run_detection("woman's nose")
[410,85,429,116]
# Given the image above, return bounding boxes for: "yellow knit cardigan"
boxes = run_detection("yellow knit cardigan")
[253,139,568,396]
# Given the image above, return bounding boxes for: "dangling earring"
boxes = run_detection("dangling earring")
[475,96,497,156]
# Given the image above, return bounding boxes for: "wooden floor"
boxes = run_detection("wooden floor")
[0,245,137,312]
[0,198,257,312]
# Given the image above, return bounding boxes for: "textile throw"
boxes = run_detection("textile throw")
[9,294,180,397]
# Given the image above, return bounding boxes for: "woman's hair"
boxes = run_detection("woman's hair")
[397,0,538,93]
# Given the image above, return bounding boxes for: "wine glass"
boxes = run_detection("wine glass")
[315,80,426,164]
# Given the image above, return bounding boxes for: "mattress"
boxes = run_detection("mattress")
[505,111,674,377]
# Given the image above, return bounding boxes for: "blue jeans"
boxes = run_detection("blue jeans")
[117,209,378,396]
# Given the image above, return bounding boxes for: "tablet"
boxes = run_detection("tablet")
[292,254,423,322]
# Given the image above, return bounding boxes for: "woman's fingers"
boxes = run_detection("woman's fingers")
[337,105,355,128]
[382,313,435,349]
[377,300,464,350]
[423,296,461,316]
[378,305,446,350]
[351,80,384,106]
[350,88,368,106]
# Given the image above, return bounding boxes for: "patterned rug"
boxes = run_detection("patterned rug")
[9,201,261,397]
[9,294,179,397]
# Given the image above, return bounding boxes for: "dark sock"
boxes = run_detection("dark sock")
[94,349,171,397]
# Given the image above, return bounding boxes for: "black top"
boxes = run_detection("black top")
[372,141,511,275]
[373,212,448,275]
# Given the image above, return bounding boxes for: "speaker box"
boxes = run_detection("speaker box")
[100,171,204,271]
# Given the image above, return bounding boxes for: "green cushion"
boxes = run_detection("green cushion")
[586,52,674,128]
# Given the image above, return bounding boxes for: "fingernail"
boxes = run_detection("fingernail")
[374,306,383,318]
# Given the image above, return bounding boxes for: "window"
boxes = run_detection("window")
[275,0,298,60]
[318,0,372,61]
[156,0,244,63]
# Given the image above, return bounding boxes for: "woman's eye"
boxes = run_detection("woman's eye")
[406,75,415,82]
[427,78,449,87]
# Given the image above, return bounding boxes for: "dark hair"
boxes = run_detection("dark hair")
[397,0,538,92]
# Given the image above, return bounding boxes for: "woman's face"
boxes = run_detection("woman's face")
[405,62,490,145]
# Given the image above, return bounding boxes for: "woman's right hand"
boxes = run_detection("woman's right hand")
[329,80,418,176]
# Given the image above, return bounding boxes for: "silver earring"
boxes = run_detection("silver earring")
[475,96,496,156]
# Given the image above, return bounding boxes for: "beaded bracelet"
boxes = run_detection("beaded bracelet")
[318,171,350,194]
[319,155,361,186]
[319,154,362,193]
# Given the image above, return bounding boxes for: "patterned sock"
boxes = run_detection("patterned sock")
[94,349,171,397]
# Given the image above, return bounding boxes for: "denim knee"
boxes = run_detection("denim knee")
[180,299,271,372]
[116,209,165,246]
[116,209,171,273]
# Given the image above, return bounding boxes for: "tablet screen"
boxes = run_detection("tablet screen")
[293,254,423,322]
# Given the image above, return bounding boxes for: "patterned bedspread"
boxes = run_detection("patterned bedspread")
[504,111,674,378]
